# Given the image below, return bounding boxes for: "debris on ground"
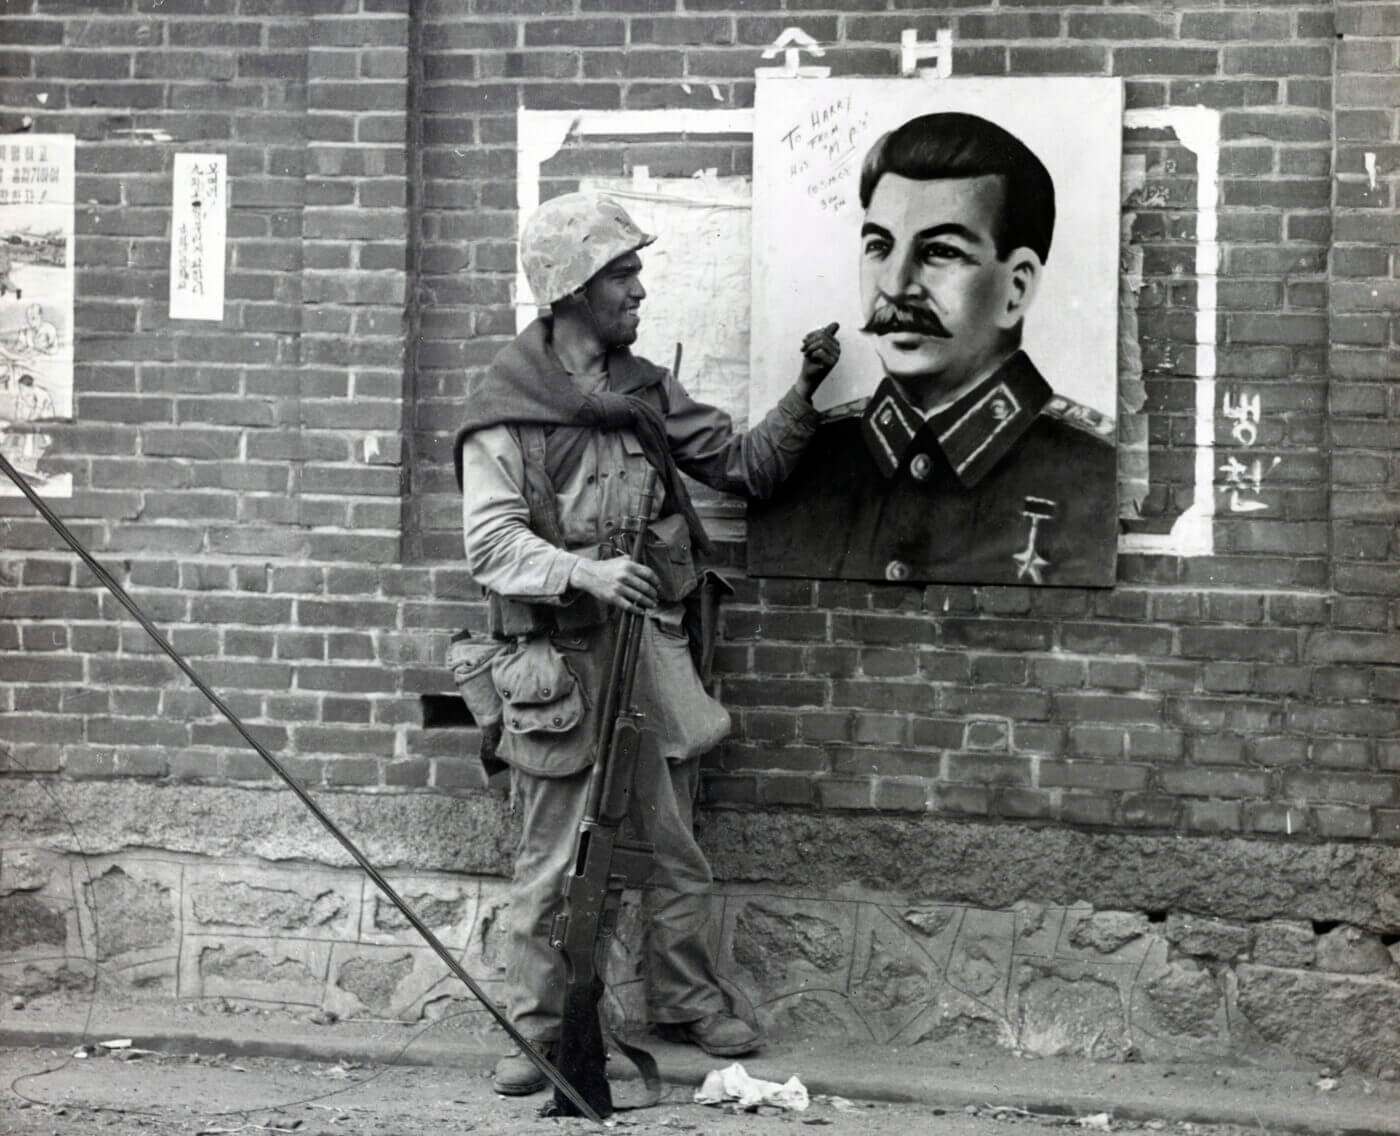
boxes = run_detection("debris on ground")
[694,1061,809,1111]
[196,1117,303,1135]
[312,1060,364,1080]
[812,1094,861,1112]
[1075,1111,1113,1130]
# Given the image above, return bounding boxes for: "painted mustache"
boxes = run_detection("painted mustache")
[861,299,952,338]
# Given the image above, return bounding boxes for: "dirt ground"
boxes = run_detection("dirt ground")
[4,991,1397,1136]
[1,1042,1280,1136]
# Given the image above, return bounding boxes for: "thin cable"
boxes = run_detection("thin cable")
[1,749,486,1126]
[0,451,606,1126]
[6,754,104,1108]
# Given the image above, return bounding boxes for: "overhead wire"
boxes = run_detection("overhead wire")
[0,451,606,1126]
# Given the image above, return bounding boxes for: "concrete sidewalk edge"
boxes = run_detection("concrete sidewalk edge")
[3,1019,1396,1136]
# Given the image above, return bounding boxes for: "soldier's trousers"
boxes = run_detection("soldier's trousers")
[504,755,728,1043]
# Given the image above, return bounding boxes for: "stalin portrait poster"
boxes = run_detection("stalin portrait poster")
[747,78,1123,588]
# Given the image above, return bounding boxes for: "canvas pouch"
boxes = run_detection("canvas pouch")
[490,634,593,776]
[446,632,506,728]
[642,513,698,605]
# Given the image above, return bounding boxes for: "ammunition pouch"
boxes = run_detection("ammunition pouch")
[682,568,734,687]
[641,513,698,605]
[489,632,603,778]
[445,630,508,776]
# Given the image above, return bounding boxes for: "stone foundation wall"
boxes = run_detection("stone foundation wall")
[4,783,1397,1075]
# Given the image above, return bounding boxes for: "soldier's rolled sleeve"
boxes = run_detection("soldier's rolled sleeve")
[665,375,820,500]
[459,425,582,603]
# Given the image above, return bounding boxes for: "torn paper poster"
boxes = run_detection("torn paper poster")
[169,152,227,321]
[694,1062,809,1111]
[0,134,74,498]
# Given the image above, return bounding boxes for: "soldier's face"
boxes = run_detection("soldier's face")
[860,173,1036,406]
[581,251,646,347]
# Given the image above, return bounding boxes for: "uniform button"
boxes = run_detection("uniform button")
[586,474,596,484]
[909,453,932,482]
[541,687,551,698]
[885,559,910,582]
[552,716,563,727]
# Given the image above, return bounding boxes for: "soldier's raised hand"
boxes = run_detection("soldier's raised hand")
[797,322,841,400]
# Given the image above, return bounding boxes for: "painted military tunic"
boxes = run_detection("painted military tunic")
[749,351,1118,587]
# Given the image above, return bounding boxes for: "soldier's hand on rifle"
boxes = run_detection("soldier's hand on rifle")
[571,556,661,611]
[796,322,841,401]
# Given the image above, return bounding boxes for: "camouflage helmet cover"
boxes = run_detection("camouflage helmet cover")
[520,192,656,306]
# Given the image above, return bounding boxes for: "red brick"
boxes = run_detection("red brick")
[1182,800,1244,834]
[1115,47,1219,75]
[1313,806,1375,839]
[1009,46,1108,74]
[1041,761,1149,792]
[1060,794,1117,827]
[995,788,1055,820]
[759,775,814,808]
[1223,111,1331,143]
[1180,11,1292,39]
[1338,4,1400,36]
[1120,795,1180,829]
[934,784,991,817]
[815,776,874,811]
[1054,693,1163,725]
[1283,771,1397,806]
[1225,46,1333,77]
[957,12,1062,38]
[1071,12,1175,38]
[631,17,733,45]
[874,779,928,813]
[433,756,489,791]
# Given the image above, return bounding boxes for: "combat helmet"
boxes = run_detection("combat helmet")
[520,192,656,306]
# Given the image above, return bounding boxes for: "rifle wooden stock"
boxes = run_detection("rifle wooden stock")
[548,469,662,1118]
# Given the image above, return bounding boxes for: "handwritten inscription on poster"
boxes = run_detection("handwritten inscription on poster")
[169,152,227,321]
[0,134,74,497]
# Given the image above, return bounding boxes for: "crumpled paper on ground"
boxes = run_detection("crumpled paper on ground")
[694,1062,809,1111]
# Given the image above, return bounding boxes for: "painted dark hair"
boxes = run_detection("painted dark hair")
[859,112,1056,264]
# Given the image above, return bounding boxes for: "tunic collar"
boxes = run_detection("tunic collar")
[859,351,1052,488]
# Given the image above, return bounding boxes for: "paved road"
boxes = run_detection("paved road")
[4,998,1397,1136]
[0,1042,1273,1136]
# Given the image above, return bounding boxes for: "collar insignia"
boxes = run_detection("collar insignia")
[859,352,1053,488]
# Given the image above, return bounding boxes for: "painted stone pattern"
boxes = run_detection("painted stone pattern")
[4,849,1397,1075]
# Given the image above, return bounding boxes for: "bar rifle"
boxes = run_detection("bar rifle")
[0,451,611,1127]
[549,468,664,1117]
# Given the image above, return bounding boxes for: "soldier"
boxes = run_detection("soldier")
[750,111,1117,587]
[452,192,839,1096]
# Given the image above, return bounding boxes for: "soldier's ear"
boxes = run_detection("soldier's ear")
[998,248,1043,330]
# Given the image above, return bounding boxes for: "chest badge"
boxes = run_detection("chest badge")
[1013,496,1057,584]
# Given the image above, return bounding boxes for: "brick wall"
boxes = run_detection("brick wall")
[1,1,1396,868]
